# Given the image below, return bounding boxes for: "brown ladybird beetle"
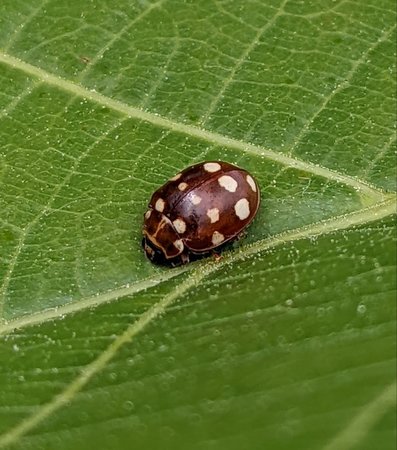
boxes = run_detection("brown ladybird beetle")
[142,161,260,265]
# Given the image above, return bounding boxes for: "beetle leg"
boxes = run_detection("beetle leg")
[213,252,222,262]
[235,229,248,241]
[180,252,190,265]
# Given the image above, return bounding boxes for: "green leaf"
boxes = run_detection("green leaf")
[0,0,395,449]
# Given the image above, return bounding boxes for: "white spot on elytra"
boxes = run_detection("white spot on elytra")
[144,210,152,219]
[212,231,224,245]
[207,208,219,223]
[204,162,221,173]
[218,175,238,192]
[173,239,184,252]
[234,198,250,220]
[173,218,186,234]
[155,198,165,212]
[246,175,257,192]
[178,182,188,191]
[170,173,181,181]
[190,194,202,205]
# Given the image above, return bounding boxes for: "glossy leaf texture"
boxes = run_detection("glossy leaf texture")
[0,0,395,449]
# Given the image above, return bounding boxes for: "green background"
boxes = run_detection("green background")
[0,0,395,448]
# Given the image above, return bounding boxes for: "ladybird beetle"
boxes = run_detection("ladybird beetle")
[142,161,260,265]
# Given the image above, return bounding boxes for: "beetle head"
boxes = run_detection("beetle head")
[142,209,184,262]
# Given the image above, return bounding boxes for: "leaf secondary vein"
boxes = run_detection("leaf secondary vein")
[288,23,397,155]
[0,119,125,318]
[0,51,386,201]
[2,0,51,52]
[0,266,188,336]
[0,197,395,448]
[77,0,167,82]
[199,0,288,125]
[323,381,397,450]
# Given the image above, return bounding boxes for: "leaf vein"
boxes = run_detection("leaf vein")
[0,119,125,318]
[323,381,397,450]
[77,0,167,82]
[2,0,52,52]
[199,0,288,126]
[0,51,386,201]
[0,197,395,448]
[287,23,396,155]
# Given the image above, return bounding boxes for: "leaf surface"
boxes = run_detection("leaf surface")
[0,0,395,449]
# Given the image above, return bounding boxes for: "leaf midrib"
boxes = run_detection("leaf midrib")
[0,51,387,200]
[1,195,395,336]
[0,196,395,449]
